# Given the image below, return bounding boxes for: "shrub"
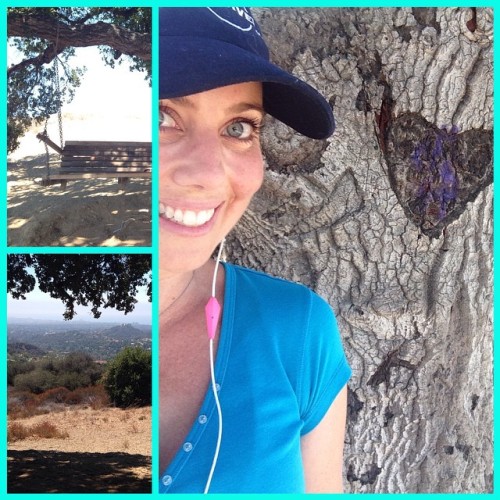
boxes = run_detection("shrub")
[104,346,151,408]
[8,384,111,419]
[8,391,42,420]
[13,369,57,394]
[9,352,105,394]
[37,386,71,405]
[8,389,37,406]
[65,385,110,409]
[7,360,35,386]
[7,422,31,442]
[31,421,69,439]
[39,357,57,373]
[7,420,69,442]
[57,371,91,391]
[56,352,93,372]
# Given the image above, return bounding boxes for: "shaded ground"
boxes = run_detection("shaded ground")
[8,449,151,493]
[8,405,152,493]
[7,106,152,247]
[7,153,151,247]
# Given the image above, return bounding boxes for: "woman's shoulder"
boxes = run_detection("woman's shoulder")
[225,262,331,316]
[227,261,310,292]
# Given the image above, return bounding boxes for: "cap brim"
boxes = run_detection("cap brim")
[160,36,334,139]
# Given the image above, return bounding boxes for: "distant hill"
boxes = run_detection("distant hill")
[99,324,146,340]
[7,322,151,360]
[8,342,46,357]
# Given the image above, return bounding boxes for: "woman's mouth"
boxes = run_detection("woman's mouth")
[159,203,216,227]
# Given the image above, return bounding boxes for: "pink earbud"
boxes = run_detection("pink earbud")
[205,297,221,340]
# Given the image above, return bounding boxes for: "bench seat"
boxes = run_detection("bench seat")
[37,137,152,189]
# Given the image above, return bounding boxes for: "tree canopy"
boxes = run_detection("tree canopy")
[8,254,152,320]
[7,7,151,153]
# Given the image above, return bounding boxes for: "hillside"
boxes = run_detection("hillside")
[8,342,46,357]
[8,322,151,360]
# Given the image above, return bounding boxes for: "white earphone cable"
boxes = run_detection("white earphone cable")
[204,339,223,493]
[204,239,225,494]
[211,238,225,297]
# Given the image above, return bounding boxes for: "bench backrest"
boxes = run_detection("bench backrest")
[61,141,151,170]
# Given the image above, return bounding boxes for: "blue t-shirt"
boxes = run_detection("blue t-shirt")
[160,263,351,493]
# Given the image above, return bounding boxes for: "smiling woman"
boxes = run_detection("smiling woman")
[159,83,264,273]
[159,7,351,494]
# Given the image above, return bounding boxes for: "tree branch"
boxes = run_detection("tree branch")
[7,43,65,77]
[8,11,151,65]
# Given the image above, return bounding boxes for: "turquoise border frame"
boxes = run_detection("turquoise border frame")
[2,1,496,499]
[1,2,7,497]
[3,2,156,499]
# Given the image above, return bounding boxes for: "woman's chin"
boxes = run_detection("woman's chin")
[159,243,216,276]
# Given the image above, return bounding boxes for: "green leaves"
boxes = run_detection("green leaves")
[7,254,152,320]
[7,7,151,153]
[104,346,151,408]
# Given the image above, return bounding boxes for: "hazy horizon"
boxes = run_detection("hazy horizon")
[8,289,151,324]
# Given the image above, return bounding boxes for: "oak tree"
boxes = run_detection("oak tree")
[7,7,151,152]
[7,254,152,320]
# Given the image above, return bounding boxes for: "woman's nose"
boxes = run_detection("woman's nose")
[171,134,226,190]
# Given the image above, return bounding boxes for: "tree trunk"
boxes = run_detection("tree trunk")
[226,8,493,493]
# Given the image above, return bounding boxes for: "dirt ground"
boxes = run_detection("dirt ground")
[7,114,152,247]
[8,406,152,493]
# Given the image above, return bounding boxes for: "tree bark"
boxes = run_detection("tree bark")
[227,8,493,493]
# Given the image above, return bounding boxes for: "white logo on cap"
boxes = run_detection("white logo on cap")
[207,7,260,35]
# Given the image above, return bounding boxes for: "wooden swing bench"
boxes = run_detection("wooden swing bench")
[37,133,152,189]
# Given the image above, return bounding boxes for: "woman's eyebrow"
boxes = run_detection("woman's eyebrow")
[227,102,265,115]
[165,96,194,107]
[161,97,264,116]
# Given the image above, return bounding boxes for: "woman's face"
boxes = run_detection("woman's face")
[159,82,264,273]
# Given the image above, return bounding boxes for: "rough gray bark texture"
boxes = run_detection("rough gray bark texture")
[226,8,493,493]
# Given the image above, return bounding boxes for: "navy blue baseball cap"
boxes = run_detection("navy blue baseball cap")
[159,7,335,139]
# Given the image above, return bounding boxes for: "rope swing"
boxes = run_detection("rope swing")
[38,14,64,178]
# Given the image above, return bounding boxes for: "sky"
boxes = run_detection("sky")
[62,46,152,135]
[8,43,152,142]
[7,282,152,324]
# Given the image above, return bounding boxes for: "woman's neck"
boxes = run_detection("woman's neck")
[159,269,197,321]
[159,260,218,321]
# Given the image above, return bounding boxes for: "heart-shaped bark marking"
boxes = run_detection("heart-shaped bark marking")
[385,113,492,238]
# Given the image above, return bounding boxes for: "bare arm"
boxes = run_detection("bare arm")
[301,385,348,493]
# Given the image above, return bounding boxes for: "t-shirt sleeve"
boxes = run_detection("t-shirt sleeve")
[298,291,351,435]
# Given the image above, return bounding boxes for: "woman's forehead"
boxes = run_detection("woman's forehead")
[160,83,264,113]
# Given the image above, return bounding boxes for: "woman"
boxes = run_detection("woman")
[159,7,351,493]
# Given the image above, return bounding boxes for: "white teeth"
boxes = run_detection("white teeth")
[174,208,183,223]
[183,210,197,226]
[196,211,208,225]
[160,204,215,227]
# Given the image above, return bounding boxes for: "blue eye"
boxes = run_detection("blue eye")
[159,108,176,129]
[225,120,258,140]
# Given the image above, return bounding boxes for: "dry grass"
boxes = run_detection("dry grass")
[8,405,152,493]
[8,420,69,442]
[9,385,110,420]
[7,422,31,442]
[8,405,151,456]
[8,386,150,455]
